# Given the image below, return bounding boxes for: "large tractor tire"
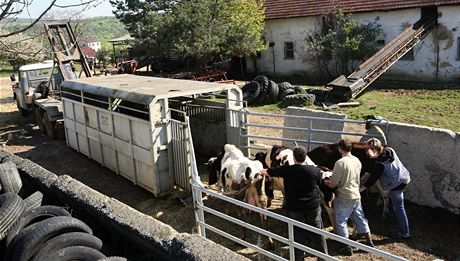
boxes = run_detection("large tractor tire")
[241,81,261,105]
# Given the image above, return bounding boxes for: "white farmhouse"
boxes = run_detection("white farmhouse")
[248,0,460,83]
[80,35,102,52]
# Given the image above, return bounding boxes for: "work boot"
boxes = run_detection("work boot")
[364,232,375,247]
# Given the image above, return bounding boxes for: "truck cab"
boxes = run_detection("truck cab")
[14,60,62,115]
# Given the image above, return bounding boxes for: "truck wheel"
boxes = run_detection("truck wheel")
[34,108,45,134]
[16,99,28,116]
[43,113,56,139]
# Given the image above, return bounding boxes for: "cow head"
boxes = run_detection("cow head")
[254,152,268,168]
[275,149,294,166]
[206,157,219,185]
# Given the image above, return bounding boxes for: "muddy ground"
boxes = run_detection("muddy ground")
[1,78,459,261]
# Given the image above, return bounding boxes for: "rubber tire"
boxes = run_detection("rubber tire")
[24,191,43,212]
[253,75,269,105]
[31,232,103,261]
[0,192,26,241]
[278,82,293,92]
[293,86,307,94]
[98,257,128,261]
[34,107,45,134]
[43,112,56,139]
[241,81,261,105]
[36,81,49,99]
[46,246,106,261]
[16,99,28,116]
[266,80,279,104]
[6,216,93,261]
[6,205,71,248]
[0,161,23,194]
[284,94,316,106]
[279,88,295,100]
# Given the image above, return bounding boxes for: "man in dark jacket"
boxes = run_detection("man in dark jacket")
[360,138,411,238]
[261,146,327,260]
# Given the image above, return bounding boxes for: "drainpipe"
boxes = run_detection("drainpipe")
[269,42,276,74]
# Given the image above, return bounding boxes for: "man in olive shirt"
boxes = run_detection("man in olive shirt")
[262,146,327,260]
[324,139,374,255]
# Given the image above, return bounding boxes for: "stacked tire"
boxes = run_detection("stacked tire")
[0,161,126,261]
[241,75,316,106]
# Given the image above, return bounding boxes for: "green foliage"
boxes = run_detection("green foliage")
[96,46,112,64]
[304,10,382,77]
[111,0,266,69]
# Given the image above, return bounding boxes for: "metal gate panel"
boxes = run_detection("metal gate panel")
[170,117,192,191]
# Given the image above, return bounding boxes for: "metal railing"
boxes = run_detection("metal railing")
[238,109,389,152]
[186,112,406,260]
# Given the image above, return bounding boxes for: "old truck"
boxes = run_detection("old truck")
[13,22,91,138]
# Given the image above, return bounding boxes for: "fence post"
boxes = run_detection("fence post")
[288,223,295,261]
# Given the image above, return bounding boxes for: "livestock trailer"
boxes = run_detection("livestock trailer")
[60,75,244,196]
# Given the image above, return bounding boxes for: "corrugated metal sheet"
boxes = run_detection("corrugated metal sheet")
[265,0,460,20]
[60,75,236,105]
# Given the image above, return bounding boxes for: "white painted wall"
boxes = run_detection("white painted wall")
[251,6,460,82]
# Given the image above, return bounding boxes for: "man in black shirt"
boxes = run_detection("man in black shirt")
[261,146,327,260]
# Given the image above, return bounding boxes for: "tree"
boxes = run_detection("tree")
[96,46,112,64]
[304,10,382,78]
[0,1,103,68]
[111,0,266,70]
[0,0,103,38]
[0,30,45,70]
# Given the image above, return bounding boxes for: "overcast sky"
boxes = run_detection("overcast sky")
[19,0,115,18]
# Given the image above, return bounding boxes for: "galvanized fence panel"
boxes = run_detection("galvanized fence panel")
[185,112,406,261]
[170,112,191,191]
[239,109,389,153]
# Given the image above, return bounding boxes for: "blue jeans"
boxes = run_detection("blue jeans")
[334,197,370,238]
[287,206,328,260]
[389,189,410,237]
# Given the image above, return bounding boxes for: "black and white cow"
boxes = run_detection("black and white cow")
[207,144,274,248]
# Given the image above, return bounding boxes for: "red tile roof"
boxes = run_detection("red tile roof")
[81,46,97,58]
[265,0,460,20]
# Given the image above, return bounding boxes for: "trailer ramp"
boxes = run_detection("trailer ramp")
[328,11,437,101]
[44,22,92,81]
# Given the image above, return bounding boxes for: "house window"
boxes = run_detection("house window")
[401,49,414,61]
[457,37,460,60]
[284,42,294,59]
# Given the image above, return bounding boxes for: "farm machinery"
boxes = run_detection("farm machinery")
[12,22,92,138]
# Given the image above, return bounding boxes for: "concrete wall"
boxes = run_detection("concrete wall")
[250,6,460,82]
[386,122,460,214]
[279,107,460,214]
[0,151,249,261]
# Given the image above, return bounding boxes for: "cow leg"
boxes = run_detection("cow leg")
[240,208,248,240]
[376,181,389,219]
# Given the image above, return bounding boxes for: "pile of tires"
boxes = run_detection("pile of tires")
[241,75,317,106]
[0,161,126,261]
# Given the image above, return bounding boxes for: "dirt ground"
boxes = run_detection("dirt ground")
[1,78,459,261]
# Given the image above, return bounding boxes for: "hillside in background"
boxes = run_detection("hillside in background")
[1,16,128,48]
[81,16,128,48]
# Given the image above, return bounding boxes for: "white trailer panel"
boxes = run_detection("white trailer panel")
[60,75,244,196]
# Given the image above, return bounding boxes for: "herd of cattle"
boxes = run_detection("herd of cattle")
[206,141,389,245]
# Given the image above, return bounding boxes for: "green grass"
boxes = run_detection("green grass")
[0,68,14,78]
[253,88,460,132]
